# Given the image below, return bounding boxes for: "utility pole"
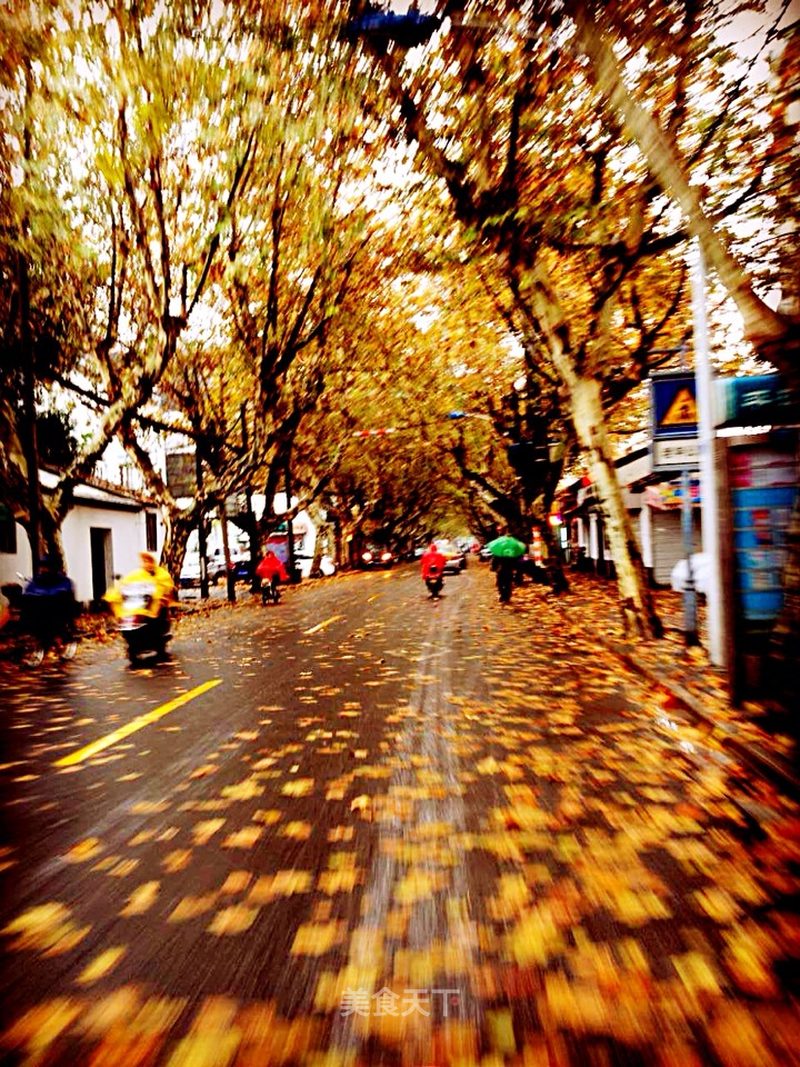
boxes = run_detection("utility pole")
[195,448,209,600]
[285,448,296,582]
[240,403,259,592]
[218,503,235,603]
[691,243,726,666]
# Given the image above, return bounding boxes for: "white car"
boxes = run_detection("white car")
[670,553,710,596]
[179,551,202,588]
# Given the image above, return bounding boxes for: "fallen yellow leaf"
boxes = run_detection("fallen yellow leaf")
[192,819,226,845]
[120,882,159,917]
[162,850,192,873]
[208,906,259,936]
[76,946,127,985]
[222,827,263,850]
[249,870,313,904]
[280,821,312,840]
[281,778,315,797]
[64,838,103,863]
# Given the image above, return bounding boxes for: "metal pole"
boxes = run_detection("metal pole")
[681,467,699,646]
[240,403,259,592]
[196,449,209,600]
[219,503,235,603]
[285,451,296,582]
[691,243,726,666]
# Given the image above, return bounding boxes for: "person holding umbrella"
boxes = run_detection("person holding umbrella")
[484,529,527,604]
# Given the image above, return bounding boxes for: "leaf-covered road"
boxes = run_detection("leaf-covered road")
[1,564,799,1065]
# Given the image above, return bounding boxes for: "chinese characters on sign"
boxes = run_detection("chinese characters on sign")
[340,987,461,1017]
[651,373,699,474]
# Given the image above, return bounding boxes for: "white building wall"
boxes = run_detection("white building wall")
[639,507,654,569]
[1,506,164,605]
[0,524,33,587]
[62,506,158,603]
[589,514,600,560]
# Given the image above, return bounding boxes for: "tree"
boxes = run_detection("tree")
[348,4,704,635]
[0,1,257,562]
[564,0,800,389]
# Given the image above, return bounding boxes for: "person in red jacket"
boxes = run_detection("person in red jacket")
[420,543,447,598]
[256,550,290,604]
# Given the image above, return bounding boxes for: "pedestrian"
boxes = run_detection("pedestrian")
[488,526,522,604]
[495,556,516,603]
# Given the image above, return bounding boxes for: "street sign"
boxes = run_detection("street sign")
[165,451,196,498]
[652,436,699,471]
[718,373,797,427]
[652,373,698,438]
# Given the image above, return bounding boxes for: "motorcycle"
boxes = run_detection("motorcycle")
[105,574,172,666]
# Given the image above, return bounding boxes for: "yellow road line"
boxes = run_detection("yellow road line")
[54,679,223,768]
[303,614,344,636]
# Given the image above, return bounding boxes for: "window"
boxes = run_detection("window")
[145,512,158,552]
[0,509,16,554]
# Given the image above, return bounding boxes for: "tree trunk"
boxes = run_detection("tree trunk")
[539,519,570,595]
[525,280,663,638]
[569,378,663,637]
[39,506,66,572]
[159,508,197,582]
[331,512,344,569]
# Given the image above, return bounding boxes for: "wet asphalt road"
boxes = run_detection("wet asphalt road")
[0,563,799,1066]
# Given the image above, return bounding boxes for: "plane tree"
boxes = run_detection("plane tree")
[346,0,755,635]
[0,1,259,563]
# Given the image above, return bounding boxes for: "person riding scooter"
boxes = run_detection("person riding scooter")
[256,549,289,604]
[420,543,447,599]
[19,554,77,665]
[105,551,175,666]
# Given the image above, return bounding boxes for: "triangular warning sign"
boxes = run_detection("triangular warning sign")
[661,387,697,426]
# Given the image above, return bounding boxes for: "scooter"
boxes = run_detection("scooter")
[424,565,444,600]
[11,572,78,667]
[106,576,172,666]
[261,576,281,605]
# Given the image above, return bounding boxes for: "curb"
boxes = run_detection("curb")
[541,584,800,800]
[613,644,800,800]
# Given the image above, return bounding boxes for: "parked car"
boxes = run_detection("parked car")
[434,539,467,574]
[230,553,254,582]
[359,545,395,568]
[179,552,202,589]
[208,550,228,583]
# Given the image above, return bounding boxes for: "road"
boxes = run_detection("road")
[1,563,799,1066]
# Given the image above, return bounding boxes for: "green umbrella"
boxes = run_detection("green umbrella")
[484,535,527,559]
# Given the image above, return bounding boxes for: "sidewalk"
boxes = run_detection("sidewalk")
[548,570,800,797]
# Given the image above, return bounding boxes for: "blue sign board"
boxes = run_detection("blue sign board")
[718,373,797,427]
[651,373,698,439]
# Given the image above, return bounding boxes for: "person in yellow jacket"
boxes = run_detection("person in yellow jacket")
[104,553,176,664]
[105,552,175,605]
[136,551,175,601]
